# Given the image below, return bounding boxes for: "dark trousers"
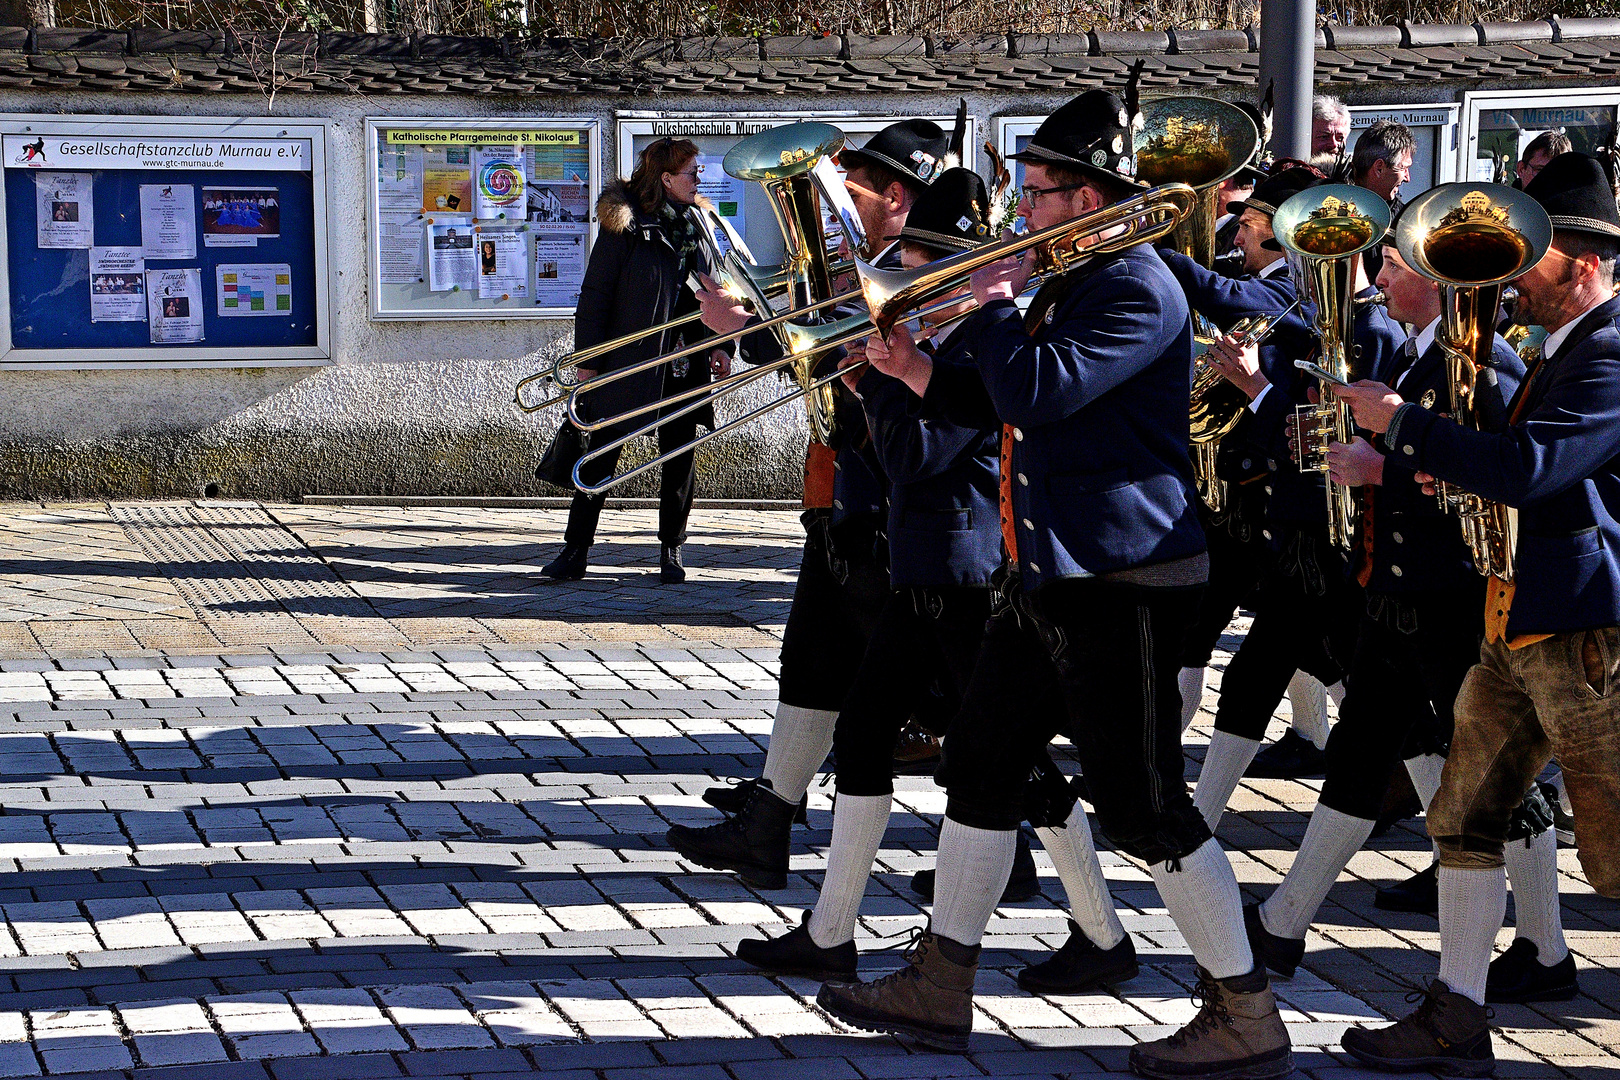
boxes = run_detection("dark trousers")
[777,515,890,712]
[563,411,700,548]
[940,576,1212,865]
[1213,527,1360,741]
[1318,587,1484,821]
[833,586,992,796]
[1181,500,1270,668]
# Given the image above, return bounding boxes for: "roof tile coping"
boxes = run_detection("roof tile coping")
[1477,20,1555,44]
[1553,16,1620,40]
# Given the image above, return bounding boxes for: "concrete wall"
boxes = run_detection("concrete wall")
[0,79,1523,500]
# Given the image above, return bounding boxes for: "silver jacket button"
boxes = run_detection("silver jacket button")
[1017,473,1029,486]
[1013,427,1025,441]
[1022,518,1034,530]
[1391,565,1403,577]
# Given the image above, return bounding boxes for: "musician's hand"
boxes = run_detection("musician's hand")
[1415,470,1438,497]
[1208,333,1269,400]
[708,349,731,380]
[694,272,752,335]
[1337,380,1404,434]
[865,324,932,398]
[837,354,866,395]
[1306,385,1319,406]
[574,367,597,383]
[970,229,1033,306]
[1327,436,1384,488]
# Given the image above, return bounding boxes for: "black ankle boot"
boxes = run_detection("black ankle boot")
[1244,901,1306,978]
[910,829,1041,902]
[1375,862,1439,916]
[703,777,808,824]
[540,543,589,580]
[660,544,686,584]
[737,911,857,980]
[667,778,796,888]
[1018,919,1139,993]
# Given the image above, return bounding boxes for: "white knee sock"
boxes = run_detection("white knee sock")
[1179,666,1205,733]
[1194,731,1261,831]
[1505,827,1568,966]
[1437,866,1506,1006]
[1151,839,1254,980]
[807,793,891,948]
[761,703,837,803]
[1036,805,1127,950]
[1260,805,1374,940]
[1287,671,1330,750]
[1405,753,1446,808]
[929,818,1017,947]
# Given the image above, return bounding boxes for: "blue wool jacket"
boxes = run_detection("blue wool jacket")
[1385,295,1620,635]
[1364,334,1524,595]
[858,330,1001,589]
[924,243,1206,590]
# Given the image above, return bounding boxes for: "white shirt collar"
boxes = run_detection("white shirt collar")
[1540,294,1613,361]
[1256,258,1288,280]
[1215,212,1234,232]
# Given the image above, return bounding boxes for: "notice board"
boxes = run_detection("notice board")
[364,118,599,320]
[0,116,330,368]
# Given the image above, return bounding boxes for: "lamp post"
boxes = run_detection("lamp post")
[1259,0,1316,160]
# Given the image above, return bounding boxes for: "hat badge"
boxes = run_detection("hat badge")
[1091,150,1108,167]
[956,215,973,231]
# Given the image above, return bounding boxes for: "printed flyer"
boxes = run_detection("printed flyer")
[89,246,146,322]
[472,145,526,221]
[476,227,527,300]
[427,221,476,292]
[138,183,197,260]
[146,267,204,343]
[217,263,293,316]
[35,171,94,249]
[422,147,472,214]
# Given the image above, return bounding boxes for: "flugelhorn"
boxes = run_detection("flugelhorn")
[1395,182,1552,580]
[1273,183,1391,550]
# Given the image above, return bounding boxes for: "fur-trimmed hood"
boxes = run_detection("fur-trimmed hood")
[596,179,714,235]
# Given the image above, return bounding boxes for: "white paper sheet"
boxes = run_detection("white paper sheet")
[696,154,747,242]
[427,221,476,293]
[89,246,146,323]
[35,172,94,249]
[217,263,292,317]
[476,226,528,300]
[146,267,204,343]
[138,183,196,260]
[532,225,588,307]
[472,144,527,221]
[377,143,424,213]
[378,212,426,285]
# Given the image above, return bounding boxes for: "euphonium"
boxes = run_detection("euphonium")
[1395,182,1553,580]
[1134,96,1262,513]
[1272,184,1392,551]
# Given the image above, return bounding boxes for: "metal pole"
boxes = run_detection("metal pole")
[1259,0,1316,161]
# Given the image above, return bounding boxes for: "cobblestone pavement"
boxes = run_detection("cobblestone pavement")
[0,500,1612,1080]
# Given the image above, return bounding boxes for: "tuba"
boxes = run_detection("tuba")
[1272,184,1391,550]
[1394,182,1552,580]
[1134,97,1262,513]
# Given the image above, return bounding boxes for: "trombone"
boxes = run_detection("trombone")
[1272,183,1392,550]
[1394,181,1552,579]
[567,182,1200,495]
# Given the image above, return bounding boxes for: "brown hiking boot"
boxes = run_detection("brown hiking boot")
[1340,979,1494,1076]
[817,928,978,1051]
[1129,965,1292,1080]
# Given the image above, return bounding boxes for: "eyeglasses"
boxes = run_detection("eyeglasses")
[1019,182,1085,204]
[675,165,704,179]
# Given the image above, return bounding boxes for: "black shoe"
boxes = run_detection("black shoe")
[702,777,809,825]
[911,829,1041,903]
[737,911,858,980]
[1018,919,1139,993]
[1375,863,1439,916]
[667,777,797,889]
[1486,938,1579,1004]
[540,543,588,580]
[660,544,686,584]
[1244,902,1306,979]
[1341,979,1494,1077]
[1245,729,1327,779]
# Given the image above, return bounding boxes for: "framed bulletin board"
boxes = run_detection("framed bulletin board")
[364,117,600,320]
[0,115,330,369]
[1460,88,1620,184]
[615,112,975,269]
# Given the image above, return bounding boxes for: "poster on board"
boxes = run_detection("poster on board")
[533,227,587,306]
[476,227,527,300]
[35,172,94,248]
[378,213,425,284]
[203,187,279,248]
[146,267,204,343]
[217,264,292,316]
[472,145,526,221]
[89,246,146,322]
[427,221,476,292]
[376,143,424,213]
[138,183,197,260]
[422,147,472,214]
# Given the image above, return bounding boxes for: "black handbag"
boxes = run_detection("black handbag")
[535,421,589,488]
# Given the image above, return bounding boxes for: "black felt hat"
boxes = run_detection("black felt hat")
[1230,165,1321,218]
[1234,101,1270,183]
[1525,151,1620,238]
[1009,89,1146,190]
[897,168,998,255]
[839,118,953,187]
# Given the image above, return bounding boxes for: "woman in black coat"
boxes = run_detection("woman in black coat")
[541,137,730,584]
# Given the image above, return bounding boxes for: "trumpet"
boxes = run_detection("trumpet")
[1190,299,1302,511]
[567,182,1200,496]
[1394,182,1553,580]
[1273,184,1392,550]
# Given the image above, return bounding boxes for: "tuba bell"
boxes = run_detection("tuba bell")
[1134,96,1262,513]
[1272,183,1392,551]
[1395,182,1553,580]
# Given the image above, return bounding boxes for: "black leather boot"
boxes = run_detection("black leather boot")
[1018,919,1139,993]
[702,777,808,824]
[660,544,686,584]
[737,911,858,980]
[1375,862,1439,916]
[540,543,589,581]
[667,778,796,888]
[911,828,1040,903]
